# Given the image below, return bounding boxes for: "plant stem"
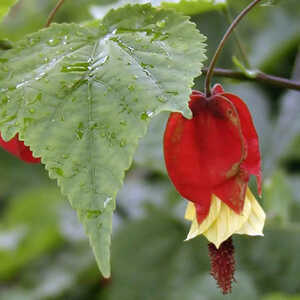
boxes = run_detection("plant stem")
[202,67,300,91]
[222,6,251,68]
[205,0,263,97]
[45,0,66,28]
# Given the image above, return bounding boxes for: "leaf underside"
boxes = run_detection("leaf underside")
[0,4,206,277]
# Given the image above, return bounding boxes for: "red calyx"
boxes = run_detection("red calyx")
[208,237,235,294]
[0,133,41,163]
[163,84,261,223]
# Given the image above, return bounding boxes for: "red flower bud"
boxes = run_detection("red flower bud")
[0,133,40,163]
[163,84,261,224]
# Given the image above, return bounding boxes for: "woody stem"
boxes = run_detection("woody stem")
[45,0,66,28]
[202,67,300,91]
[205,0,263,97]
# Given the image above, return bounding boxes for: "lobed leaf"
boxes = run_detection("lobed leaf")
[0,4,206,276]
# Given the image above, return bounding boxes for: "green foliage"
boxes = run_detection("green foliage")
[0,187,64,280]
[0,0,300,299]
[0,0,17,22]
[102,208,258,300]
[263,170,293,225]
[90,0,227,19]
[0,4,206,276]
[263,293,300,300]
[160,0,227,15]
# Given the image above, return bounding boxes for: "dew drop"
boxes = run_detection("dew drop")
[29,108,35,113]
[47,38,60,47]
[104,197,112,208]
[86,210,102,219]
[166,90,179,96]
[76,122,84,139]
[128,84,135,91]
[119,138,127,147]
[157,96,167,103]
[156,20,166,28]
[140,111,153,120]
[53,167,64,177]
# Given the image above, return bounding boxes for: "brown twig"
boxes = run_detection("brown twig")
[202,67,300,91]
[45,0,66,28]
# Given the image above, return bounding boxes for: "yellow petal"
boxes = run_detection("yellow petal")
[184,201,196,221]
[185,196,221,241]
[236,189,265,236]
[203,193,251,248]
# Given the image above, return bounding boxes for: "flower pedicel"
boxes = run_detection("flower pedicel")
[163,83,265,293]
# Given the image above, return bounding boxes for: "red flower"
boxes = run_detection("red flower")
[164,83,261,224]
[0,133,40,163]
[163,84,265,293]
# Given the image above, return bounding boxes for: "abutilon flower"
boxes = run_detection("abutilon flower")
[0,133,40,163]
[163,84,265,294]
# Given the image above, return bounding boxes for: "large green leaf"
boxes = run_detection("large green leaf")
[0,0,17,22]
[0,4,206,277]
[90,0,227,19]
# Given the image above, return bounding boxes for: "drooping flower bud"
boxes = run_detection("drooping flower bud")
[0,133,40,163]
[163,84,265,293]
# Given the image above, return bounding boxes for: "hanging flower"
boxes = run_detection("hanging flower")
[163,83,265,293]
[0,133,40,163]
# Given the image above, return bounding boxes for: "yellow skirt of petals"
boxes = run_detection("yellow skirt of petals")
[184,187,265,248]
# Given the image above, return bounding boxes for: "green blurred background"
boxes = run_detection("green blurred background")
[0,0,300,299]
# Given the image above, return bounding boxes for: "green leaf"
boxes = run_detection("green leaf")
[90,0,227,19]
[263,170,293,225]
[78,200,114,278]
[0,0,17,22]
[160,0,227,15]
[0,4,206,277]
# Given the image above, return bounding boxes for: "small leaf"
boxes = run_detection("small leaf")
[0,4,206,276]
